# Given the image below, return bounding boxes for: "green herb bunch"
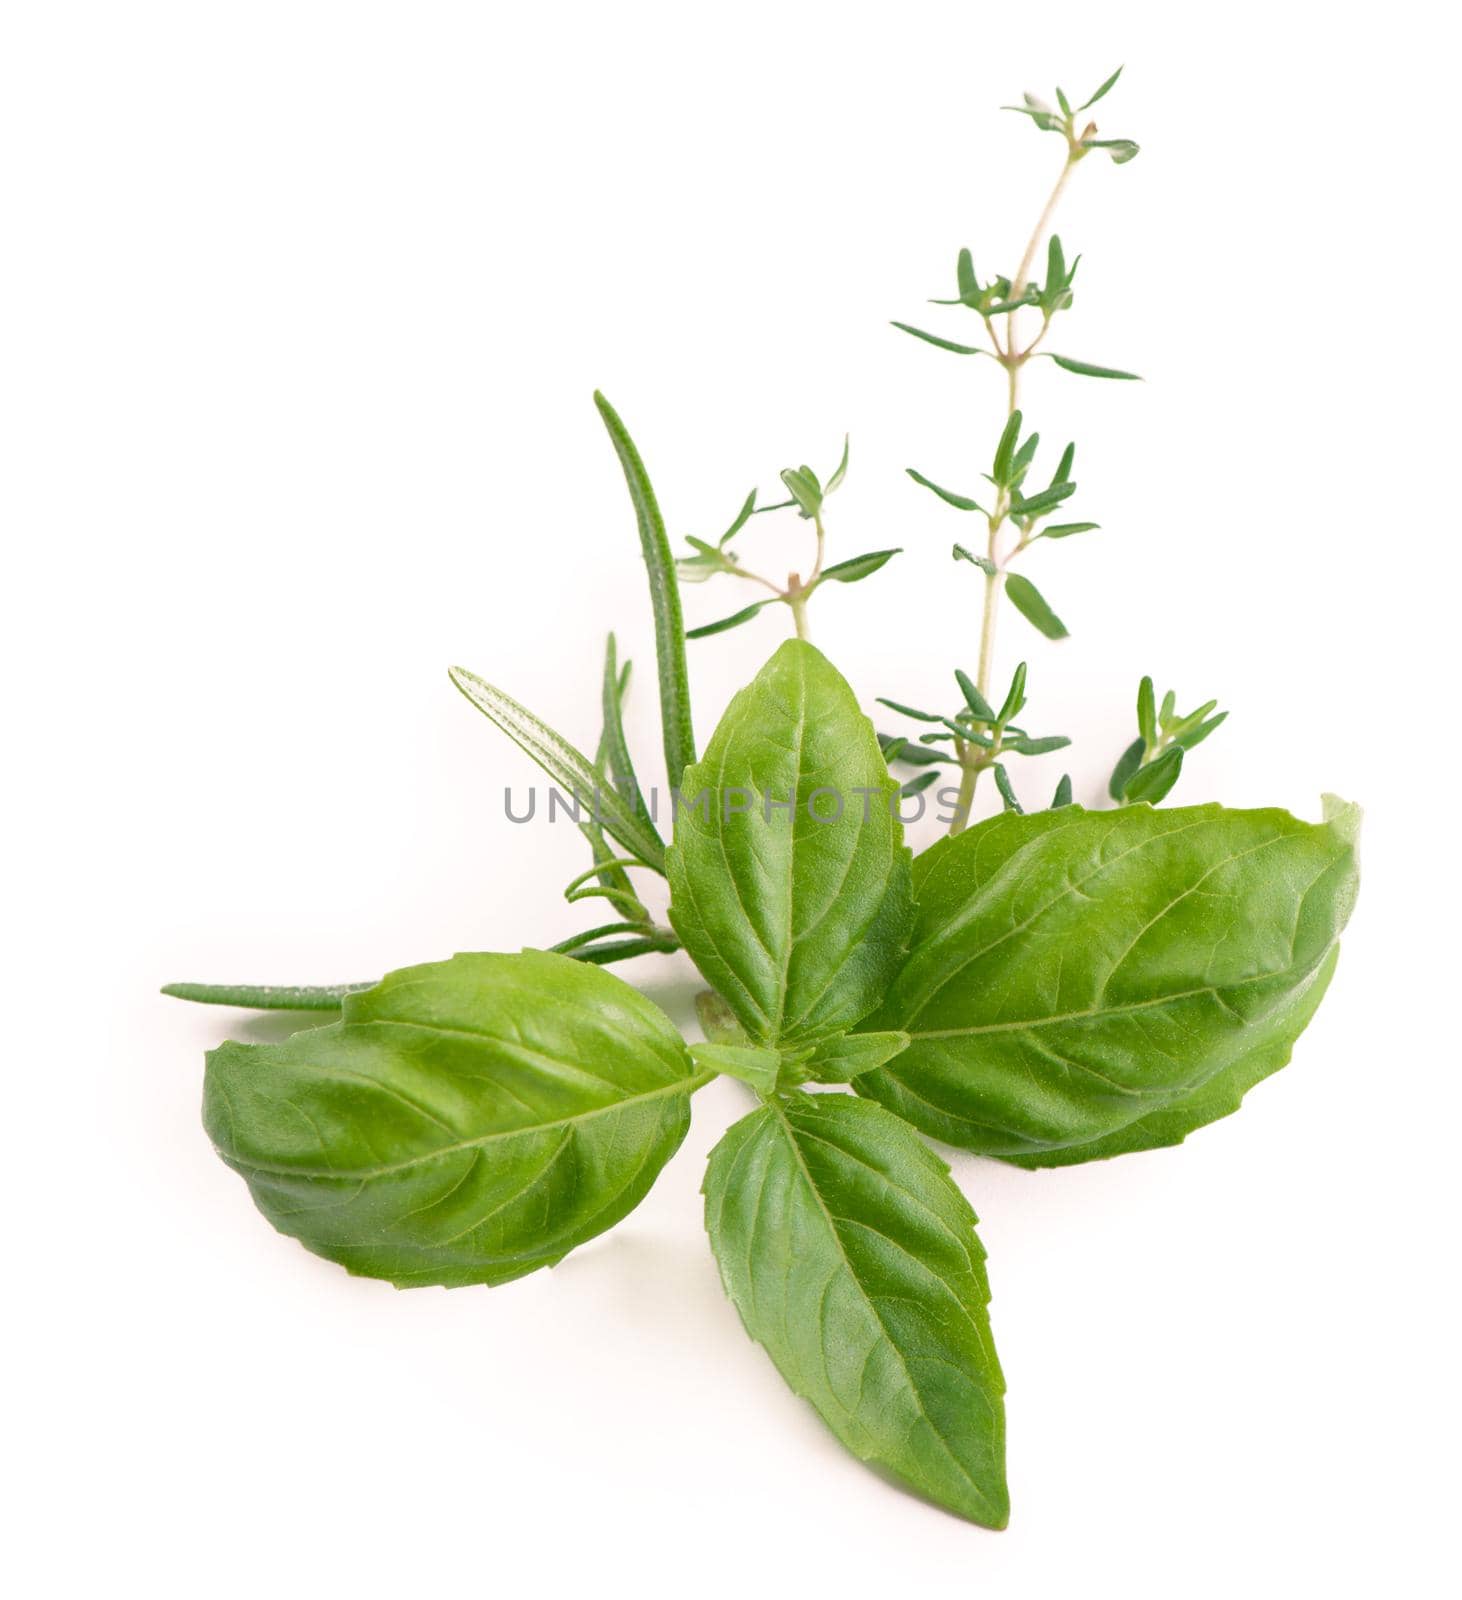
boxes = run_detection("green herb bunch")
[167,70,1359,1529]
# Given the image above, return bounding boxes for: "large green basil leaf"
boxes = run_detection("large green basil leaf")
[204,951,709,1287]
[704,1093,1007,1527]
[667,639,912,1047]
[1003,945,1339,1166]
[856,799,1359,1161]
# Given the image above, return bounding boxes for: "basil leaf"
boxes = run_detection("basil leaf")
[1048,354,1142,380]
[801,1029,911,1083]
[695,989,747,1044]
[162,981,371,1011]
[690,1041,782,1095]
[1004,573,1070,639]
[667,640,913,1047]
[204,952,710,1287]
[703,1093,1008,1527]
[450,666,667,872]
[593,393,696,791]
[855,800,1360,1161]
[1040,521,1099,539]
[686,600,772,640]
[890,321,986,355]
[1006,947,1340,1166]
[907,467,983,511]
[815,548,901,585]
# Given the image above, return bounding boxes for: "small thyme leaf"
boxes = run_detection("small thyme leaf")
[877,697,944,723]
[890,320,987,355]
[815,548,901,584]
[719,488,758,545]
[1109,736,1147,800]
[1005,573,1070,639]
[1047,354,1142,380]
[907,467,985,512]
[1123,744,1184,803]
[955,669,997,722]
[952,543,998,577]
[992,763,1024,813]
[686,600,772,639]
[1081,65,1123,109]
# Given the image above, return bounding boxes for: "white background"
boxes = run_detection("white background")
[5,2,1458,1594]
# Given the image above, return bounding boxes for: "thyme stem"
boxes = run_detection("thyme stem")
[1008,155,1076,357]
[723,563,785,597]
[809,513,826,583]
[951,148,1080,835]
